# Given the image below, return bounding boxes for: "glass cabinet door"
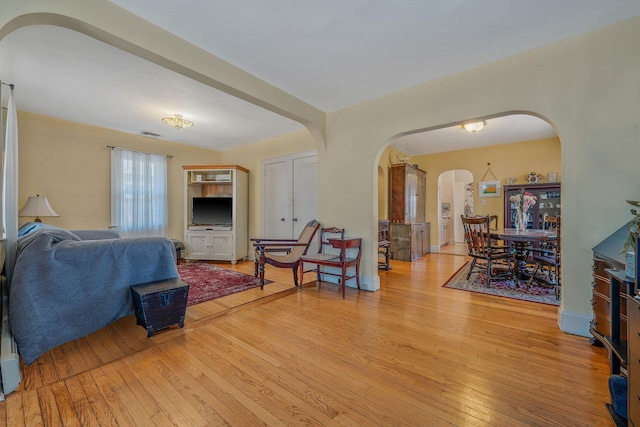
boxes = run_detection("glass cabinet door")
[536,189,561,229]
[503,183,561,229]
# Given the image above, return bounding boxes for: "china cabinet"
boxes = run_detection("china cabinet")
[503,183,561,229]
[389,163,430,261]
[389,163,426,224]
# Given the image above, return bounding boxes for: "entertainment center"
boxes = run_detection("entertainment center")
[182,165,249,264]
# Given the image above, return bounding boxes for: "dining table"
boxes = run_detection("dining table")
[490,228,557,280]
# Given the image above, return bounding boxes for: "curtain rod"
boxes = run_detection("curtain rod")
[1,82,14,89]
[106,145,173,159]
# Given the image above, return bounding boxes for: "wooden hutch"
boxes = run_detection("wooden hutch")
[389,163,430,261]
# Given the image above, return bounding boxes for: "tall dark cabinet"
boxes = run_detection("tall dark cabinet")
[503,183,561,229]
[389,163,426,223]
[389,163,430,261]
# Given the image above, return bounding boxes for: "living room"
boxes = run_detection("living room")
[3,2,640,338]
[3,2,640,424]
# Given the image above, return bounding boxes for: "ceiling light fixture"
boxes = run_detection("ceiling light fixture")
[162,114,194,129]
[462,120,486,133]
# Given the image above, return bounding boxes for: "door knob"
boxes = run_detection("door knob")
[280,218,285,221]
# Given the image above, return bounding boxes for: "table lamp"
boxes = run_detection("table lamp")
[18,195,59,222]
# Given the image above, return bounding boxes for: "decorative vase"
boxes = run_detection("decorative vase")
[516,212,527,231]
[626,251,636,279]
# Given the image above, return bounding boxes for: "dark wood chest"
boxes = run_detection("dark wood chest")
[130,279,189,337]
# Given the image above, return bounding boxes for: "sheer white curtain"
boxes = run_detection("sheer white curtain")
[2,84,18,286]
[110,148,168,237]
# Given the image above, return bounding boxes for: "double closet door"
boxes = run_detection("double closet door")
[262,151,318,240]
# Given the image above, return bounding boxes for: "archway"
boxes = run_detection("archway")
[378,113,560,265]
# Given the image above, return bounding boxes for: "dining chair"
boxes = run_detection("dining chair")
[529,216,561,298]
[461,215,515,284]
[251,219,321,288]
[377,219,391,270]
[299,227,362,298]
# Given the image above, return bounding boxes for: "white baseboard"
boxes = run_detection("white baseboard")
[558,306,593,338]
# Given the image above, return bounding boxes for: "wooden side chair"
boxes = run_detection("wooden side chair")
[378,219,391,270]
[461,215,515,284]
[529,216,561,299]
[299,227,362,299]
[251,219,321,288]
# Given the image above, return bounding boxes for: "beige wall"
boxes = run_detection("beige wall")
[416,137,561,228]
[4,3,640,336]
[322,19,640,335]
[17,111,219,239]
[17,111,315,248]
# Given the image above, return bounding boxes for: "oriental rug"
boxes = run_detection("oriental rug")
[442,262,559,306]
[177,262,271,306]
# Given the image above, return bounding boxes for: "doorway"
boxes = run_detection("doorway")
[437,169,473,253]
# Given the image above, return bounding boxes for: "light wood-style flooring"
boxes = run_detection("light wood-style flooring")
[0,253,611,426]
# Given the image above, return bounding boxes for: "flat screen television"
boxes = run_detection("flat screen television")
[192,197,233,225]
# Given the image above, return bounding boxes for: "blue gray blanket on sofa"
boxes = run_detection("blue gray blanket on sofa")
[10,223,179,365]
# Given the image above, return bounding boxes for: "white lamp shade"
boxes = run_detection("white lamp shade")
[18,196,59,220]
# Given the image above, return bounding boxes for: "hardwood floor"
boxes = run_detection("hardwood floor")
[0,254,611,426]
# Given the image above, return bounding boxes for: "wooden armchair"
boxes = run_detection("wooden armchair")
[300,227,361,299]
[461,215,514,284]
[252,219,321,288]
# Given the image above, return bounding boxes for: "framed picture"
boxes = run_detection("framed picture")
[478,180,501,198]
[442,203,450,213]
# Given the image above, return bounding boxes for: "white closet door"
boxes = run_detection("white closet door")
[292,155,318,238]
[263,160,292,238]
[262,152,317,240]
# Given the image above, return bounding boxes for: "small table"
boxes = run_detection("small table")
[491,228,557,279]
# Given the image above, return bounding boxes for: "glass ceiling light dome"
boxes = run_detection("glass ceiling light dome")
[162,114,194,129]
[462,120,486,133]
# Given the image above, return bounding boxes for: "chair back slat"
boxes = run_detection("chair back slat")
[461,215,492,257]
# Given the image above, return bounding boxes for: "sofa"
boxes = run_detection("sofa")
[9,223,179,365]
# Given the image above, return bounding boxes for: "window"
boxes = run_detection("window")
[110,148,168,237]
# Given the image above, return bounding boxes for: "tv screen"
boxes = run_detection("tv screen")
[192,197,233,225]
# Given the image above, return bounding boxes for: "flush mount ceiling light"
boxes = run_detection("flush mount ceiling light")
[461,120,486,133]
[162,114,194,129]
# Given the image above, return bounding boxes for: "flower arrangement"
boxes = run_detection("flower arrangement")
[510,189,537,230]
[621,200,640,253]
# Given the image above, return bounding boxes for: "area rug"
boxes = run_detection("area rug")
[442,262,559,306]
[177,263,271,306]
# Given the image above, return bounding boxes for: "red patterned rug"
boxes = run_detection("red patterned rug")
[177,262,271,306]
[442,262,559,306]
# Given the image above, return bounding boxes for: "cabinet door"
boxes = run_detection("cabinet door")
[212,234,233,259]
[186,232,209,259]
[504,184,560,229]
[410,223,429,260]
[537,188,561,228]
[389,165,407,223]
[415,169,426,223]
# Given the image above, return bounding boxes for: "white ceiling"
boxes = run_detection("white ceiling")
[2,1,640,154]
